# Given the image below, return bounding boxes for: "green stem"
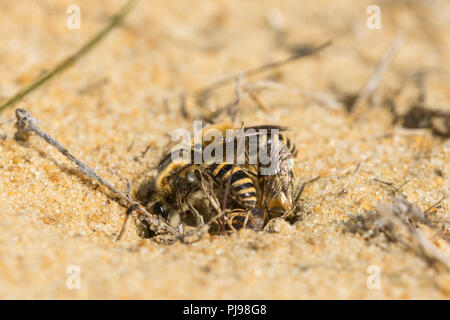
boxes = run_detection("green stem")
[0,0,136,114]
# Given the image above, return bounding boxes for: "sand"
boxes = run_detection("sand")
[0,0,449,299]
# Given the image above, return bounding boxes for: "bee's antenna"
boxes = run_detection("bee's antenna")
[264,200,273,220]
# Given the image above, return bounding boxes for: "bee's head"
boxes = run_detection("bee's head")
[151,200,170,221]
[261,176,294,223]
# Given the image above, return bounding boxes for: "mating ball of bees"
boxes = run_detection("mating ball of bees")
[143,123,298,234]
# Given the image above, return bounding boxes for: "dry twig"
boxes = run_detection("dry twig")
[248,92,271,113]
[351,34,404,117]
[196,40,332,106]
[345,197,450,270]
[179,93,189,119]
[244,80,341,110]
[13,108,177,241]
[424,195,446,214]
[204,78,340,123]
[373,178,410,198]
[294,176,320,204]
[378,198,450,269]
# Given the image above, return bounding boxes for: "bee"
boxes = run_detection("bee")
[204,123,298,221]
[148,122,297,231]
[197,122,298,221]
[256,131,297,222]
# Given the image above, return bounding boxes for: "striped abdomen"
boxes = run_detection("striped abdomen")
[207,163,257,209]
[278,133,297,157]
[261,132,297,158]
[227,208,265,231]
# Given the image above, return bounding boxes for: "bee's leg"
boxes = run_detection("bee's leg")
[187,201,204,227]
[176,197,184,212]
[226,208,264,231]
[243,210,252,229]
[264,199,273,220]
[170,196,187,228]
[294,176,320,204]
[225,210,239,232]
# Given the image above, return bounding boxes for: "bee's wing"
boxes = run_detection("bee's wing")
[201,125,286,166]
[158,150,178,170]
[217,125,286,149]
[168,163,195,179]
[224,125,288,142]
[243,125,289,132]
[263,174,283,200]
[161,125,289,167]
[158,147,202,170]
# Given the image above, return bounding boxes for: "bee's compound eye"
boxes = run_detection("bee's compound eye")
[186,171,198,184]
[153,202,169,220]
